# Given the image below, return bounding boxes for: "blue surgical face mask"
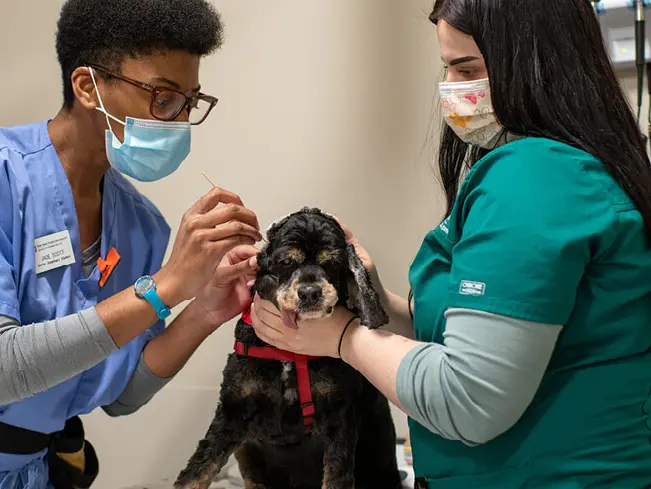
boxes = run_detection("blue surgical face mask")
[88,67,191,182]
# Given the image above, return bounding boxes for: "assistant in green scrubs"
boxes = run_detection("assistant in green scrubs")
[409,136,651,488]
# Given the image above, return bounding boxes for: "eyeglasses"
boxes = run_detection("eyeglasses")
[89,64,218,125]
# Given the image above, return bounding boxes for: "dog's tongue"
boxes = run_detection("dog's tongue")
[281,309,298,329]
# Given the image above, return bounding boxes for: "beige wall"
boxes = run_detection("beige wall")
[2,1,645,487]
[0,1,441,487]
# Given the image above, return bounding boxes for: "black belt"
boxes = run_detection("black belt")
[0,420,52,454]
[0,416,99,489]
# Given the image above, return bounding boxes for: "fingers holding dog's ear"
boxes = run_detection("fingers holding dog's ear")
[324,212,353,240]
[346,243,389,329]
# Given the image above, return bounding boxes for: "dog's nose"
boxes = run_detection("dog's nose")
[298,284,323,305]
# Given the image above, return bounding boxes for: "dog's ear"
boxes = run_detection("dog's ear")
[345,243,389,329]
[252,244,279,302]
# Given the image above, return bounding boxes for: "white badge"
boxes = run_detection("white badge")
[34,230,76,275]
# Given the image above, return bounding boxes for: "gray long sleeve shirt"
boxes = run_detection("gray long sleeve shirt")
[1,306,560,438]
[396,307,562,445]
[0,309,171,415]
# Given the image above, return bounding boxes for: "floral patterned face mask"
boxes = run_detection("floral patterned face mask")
[439,78,503,148]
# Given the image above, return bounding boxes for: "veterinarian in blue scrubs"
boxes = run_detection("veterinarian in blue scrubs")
[251,0,651,487]
[0,1,262,488]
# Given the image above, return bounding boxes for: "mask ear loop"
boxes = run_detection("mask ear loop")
[87,66,126,135]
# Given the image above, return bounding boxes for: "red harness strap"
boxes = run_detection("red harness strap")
[237,302,320,433]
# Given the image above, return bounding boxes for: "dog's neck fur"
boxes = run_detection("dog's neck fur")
[234,319,269,347]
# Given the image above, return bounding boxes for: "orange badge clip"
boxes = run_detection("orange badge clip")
[97,247,120,287]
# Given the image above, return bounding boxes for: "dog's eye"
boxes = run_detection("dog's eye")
[317,249,339,264]
[281,248,305,265]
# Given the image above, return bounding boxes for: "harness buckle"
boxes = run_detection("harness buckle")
[300,401,315,417]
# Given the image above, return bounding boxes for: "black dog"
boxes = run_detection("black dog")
[174,207,402,489]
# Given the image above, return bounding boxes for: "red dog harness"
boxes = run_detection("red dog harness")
[236,303,320,433]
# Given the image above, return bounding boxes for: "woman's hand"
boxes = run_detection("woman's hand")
[157,187,262,307]
[329,215,375,274]
[330,215,388,306]
[192,245,260,329]
[250,295,358,358]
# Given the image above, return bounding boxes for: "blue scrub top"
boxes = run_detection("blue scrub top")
[0,121,171,487]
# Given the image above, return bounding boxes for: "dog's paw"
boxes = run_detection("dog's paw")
[173,472,213,489]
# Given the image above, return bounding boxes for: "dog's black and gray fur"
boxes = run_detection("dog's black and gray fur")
[174,207,401,489]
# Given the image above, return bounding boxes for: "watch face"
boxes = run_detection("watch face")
[135,276,154,295]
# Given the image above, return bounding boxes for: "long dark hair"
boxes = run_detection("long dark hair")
[431,0,651,240]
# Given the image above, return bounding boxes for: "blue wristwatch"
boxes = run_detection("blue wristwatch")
[134,275,171,320]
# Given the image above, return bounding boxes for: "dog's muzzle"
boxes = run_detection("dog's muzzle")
[298,284,323,308]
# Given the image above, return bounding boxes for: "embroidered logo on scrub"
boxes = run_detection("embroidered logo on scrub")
[439,217,450,234]
[459,280,486,296]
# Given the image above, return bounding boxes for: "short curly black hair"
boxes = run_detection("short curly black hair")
[55,0,224,108]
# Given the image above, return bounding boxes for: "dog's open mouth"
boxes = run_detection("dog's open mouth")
[280,306,335,329]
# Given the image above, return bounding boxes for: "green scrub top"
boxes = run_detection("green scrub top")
[408,137,651,488]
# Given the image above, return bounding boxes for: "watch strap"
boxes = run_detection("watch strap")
[142,287,171,320]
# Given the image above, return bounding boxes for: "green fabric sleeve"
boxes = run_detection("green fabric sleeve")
[447,139,617,324]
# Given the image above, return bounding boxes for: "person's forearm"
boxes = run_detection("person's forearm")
[105,297,225,417]
[141,300,220,379]
[95,267,183,347]
[0,298,218,407]
[0,311,117,405]
[342,308,562,446]
[370,269,415,339]
[0,298,207,406]
[340,322,423,411]
[380,289,415,339]
[102,351,172,417]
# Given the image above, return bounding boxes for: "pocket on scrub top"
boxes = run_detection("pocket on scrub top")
[422,467,528,489]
